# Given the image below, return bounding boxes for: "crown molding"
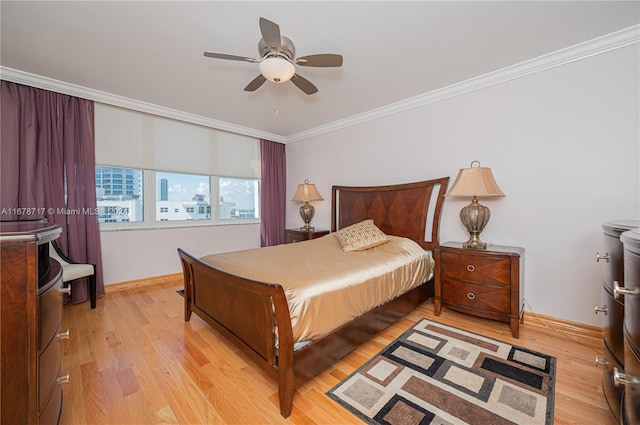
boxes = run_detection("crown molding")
[0,67,286,144]
[286,24,640,144]
[1,25,637,145]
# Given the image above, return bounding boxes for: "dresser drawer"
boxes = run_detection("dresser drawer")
[39,271,63,350]
[603,233,626,291]
[601,282,625,365]
[39,382,62,424]
[600,342,624,423]
[440,251,512,286]
[623,333,640,425]
[38,327,63,411]
[441,277,510,314]
[622,245,640,348]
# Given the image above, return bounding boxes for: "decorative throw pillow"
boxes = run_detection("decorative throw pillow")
[336,219,390,251]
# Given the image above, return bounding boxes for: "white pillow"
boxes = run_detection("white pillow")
[336,220,390,251]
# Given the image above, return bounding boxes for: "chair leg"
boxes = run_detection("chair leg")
[89,275,97,309]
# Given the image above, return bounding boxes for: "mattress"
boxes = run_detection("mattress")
[199,233,433,344]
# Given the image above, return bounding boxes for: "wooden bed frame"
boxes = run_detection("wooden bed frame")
[177,177,449,417]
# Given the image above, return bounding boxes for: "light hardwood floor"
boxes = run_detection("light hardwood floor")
[60,278,617,425]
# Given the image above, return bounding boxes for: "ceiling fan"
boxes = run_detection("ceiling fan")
[204,17,343,95]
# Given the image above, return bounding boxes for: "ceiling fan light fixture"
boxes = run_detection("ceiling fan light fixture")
[259,56,295,83]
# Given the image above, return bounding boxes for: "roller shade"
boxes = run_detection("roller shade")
[95,103,260,178]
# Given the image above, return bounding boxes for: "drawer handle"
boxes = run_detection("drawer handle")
[593,305,608,315]
[59,286,71,295]
[595,356,609,367]
[613,280,639,299]
[466,265,475,272]
[614,367,639,387]
[57,329,70,340]
[467,292,476,300]
[56,372,70,386]
[596,252,610,263]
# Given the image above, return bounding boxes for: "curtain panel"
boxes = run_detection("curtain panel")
[260,139,286,246]
[0,80,104,304]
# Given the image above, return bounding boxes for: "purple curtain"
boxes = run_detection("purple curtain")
[1,80,103,304]
[260,139,286,246]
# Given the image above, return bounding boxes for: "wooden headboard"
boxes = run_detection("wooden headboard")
[331,177,449,251]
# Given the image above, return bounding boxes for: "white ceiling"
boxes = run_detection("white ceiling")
[1,1,638,142]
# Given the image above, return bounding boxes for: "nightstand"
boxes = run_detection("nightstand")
[285,228,330,244]
[434,242,524,338]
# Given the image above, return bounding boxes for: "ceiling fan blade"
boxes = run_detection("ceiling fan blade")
[244,74,267,92]
[291,74,318,95]
[204,52,258,63]
[296,54,343,67]
[259,17,282,49]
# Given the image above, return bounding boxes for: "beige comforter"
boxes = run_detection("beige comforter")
[199,234,433,344]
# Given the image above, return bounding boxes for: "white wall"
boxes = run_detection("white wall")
[285,45,639,327]
[100,223,260,284]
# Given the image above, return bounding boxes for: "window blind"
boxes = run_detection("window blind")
[94,103,260,178]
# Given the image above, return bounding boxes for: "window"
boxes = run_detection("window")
[96,167,260,229]
[155,172,211,222]
[217,177,260,220]
[95,166,143,223]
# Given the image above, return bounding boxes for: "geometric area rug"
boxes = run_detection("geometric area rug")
[327,319,556,425]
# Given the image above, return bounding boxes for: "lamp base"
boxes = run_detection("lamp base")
[462,237,489,250]
[299,202,315,232]
[460,197,491,250]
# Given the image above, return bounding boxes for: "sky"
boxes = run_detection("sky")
[158,172,210,202]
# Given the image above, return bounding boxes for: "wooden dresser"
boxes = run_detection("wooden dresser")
[434,242,524,338]
[619,228,640,424]
[1,221,69,425]
[595,219,639,422]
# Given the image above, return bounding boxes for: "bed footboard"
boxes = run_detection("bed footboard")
[177,248,296,417]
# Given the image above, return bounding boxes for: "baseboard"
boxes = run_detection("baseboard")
[523,310,602,341]
[103,273,603,342]
[104,273,182,293]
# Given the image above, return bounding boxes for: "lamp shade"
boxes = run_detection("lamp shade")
[259,56,296,83]
[445,162,505,198]
[291,180,323,202]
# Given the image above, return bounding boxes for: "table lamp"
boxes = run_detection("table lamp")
[445,161,505,249]
[291,179,323,231]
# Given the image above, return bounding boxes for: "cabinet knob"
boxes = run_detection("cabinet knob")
[595,356,609,367]
[57,328,71,340]
[614,367,639,387]
[593,305,608,315]
[56,372,70,385]
[59,286,71,295]
[613,280,639,299]
[467,292,476,300]
[596,252,610,263]
[466,264,475,272]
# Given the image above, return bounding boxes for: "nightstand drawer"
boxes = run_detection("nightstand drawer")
[286,232,305,244]
[441,277,510,314]
[285,229,329,244]
[440,251,511,286]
